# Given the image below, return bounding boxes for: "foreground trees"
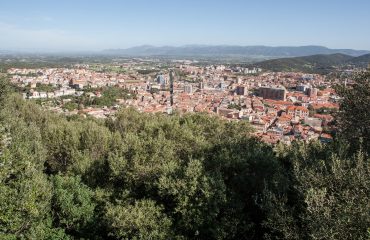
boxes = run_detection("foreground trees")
[263,142,370,240]
[0,73,369,239]
[335,71,370,153]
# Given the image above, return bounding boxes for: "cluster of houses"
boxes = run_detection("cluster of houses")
[8,63,345,144]
[25,88,79,99]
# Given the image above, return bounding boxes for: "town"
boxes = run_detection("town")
[7,58,355,145]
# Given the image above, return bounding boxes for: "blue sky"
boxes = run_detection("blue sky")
[0,0,369,51]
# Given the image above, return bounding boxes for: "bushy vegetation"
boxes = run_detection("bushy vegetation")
[0,74,369,239]
[250,54,354,74]
[335,71,370,153]
[59,87,135,111]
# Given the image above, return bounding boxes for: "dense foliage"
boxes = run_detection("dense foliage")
[249,53,369,74]
[0,75,369,239]
[335,71,370,153]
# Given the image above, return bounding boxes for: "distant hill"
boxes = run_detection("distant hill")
[348,53,370,67]
[103,45,369,58]
[249,53,358,73]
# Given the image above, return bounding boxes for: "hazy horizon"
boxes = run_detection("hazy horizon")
[1,44,370,54]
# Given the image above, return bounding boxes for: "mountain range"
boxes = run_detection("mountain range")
[103,45,370,58]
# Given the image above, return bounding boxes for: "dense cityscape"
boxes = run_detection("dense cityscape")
[7,59,367,145]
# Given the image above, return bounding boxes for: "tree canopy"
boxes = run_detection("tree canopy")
[335,71,370,153]
[0,74,369,239]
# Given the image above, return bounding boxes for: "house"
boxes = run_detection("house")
[47,92,55,98]
[313,114,334,126]
[216,108,235,117]
[320,133,333,143]
[286,106,309,118]
[29,91,40,99]
[252,118,269,133]
[39,92,47,98]
[304,117,322,128]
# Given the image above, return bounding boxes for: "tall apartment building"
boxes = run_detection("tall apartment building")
[236,85,248,95]
[307,87,318,98]
[259,86,287,101]
[198,82,204,90]
[184,84,193,94]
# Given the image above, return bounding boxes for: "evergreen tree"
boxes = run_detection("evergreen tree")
[335,71,370,154]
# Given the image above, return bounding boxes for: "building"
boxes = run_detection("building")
[156,74,167,89]
[259,86,287,101]
[320,133,333,143]
[304,117,322,128]
[198,82,204,90]
[244,67,261,74]
[307,87,318,98]
[29,91,40,99]
[302,74,314,81]
[184,84,193,94]
[236,85,248,95]
[286,106,309,118]
[39,92,47,98]
[296,84,310,92]
[156,75,167,85]
[220,82,227,90]
[252,118,269,133]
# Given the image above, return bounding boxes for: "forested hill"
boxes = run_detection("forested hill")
[249,53,359,73]
[0,75,369,239]
[349,53,370,66]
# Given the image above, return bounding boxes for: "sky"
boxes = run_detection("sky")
[0,0,370,51]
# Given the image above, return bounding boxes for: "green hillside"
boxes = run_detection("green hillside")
[251,53,354,73]
[349,53,370,66]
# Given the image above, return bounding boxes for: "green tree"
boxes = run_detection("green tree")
[335,71,370,153]
[0,77,10,104]
[63,102,78,111]
[105,199,173,239]
[43,121,81,173]
[51,175,96,237]
[262,142,370,240]
[0,114,69,239]
[158,159,226,238]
